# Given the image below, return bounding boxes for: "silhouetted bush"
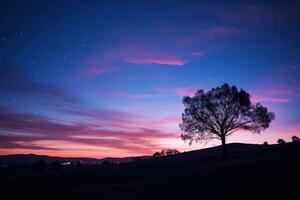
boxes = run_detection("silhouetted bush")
[31,160,46,172]
[263,141,268,146]
[292,136,300,143]
[50,160,61,171]
[163,149,181,156]
[153,152,161,157]
[153,149,180,157]
[277,139,286,144]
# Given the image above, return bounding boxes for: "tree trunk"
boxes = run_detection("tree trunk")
[221,135,227,159]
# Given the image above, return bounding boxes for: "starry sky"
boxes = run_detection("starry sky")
[1,0,300,158]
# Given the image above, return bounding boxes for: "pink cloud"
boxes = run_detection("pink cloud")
[191,51,206,57]
[175,85,201,96]
[81,57,114,78]
[251,86,299,103]
[107,46,187,66]
[139,116,181,133]
[220,4,279,26]
[0,107,181,157]
[202,25,238,37]
[177,25,239,47]
[251,95,291,103]
[128,57,186,66]
[86,66,113,76]
[155,85,202,97]
[269,87,297,96]
[138,116,180,127]
[96,91,163,99]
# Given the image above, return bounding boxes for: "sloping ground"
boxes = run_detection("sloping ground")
[1,143,300,200]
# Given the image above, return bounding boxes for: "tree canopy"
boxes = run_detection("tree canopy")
[180,83,275,157]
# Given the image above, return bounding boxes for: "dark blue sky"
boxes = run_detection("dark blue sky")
[1,0,300,158]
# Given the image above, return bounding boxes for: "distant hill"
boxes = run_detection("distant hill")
[0,142,292,165]
[0,143,256,165]
[0,153,150,165]
[1,142,300,200]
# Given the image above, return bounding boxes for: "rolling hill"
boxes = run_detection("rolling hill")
[1,142,299,200]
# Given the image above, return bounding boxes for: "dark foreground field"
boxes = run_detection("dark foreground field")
[1,143,300,200]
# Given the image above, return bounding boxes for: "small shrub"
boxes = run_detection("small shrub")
[164,149,181,156]
[277,139,286,144]
[263,141,268,146]
[153,149,180,157]
[152,152,162,157]
[292,136,300,143]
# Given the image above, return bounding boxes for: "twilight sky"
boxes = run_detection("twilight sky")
[1,0,300,158]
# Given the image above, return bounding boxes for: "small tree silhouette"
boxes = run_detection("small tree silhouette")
[277,139,286,144]
[153,152,161,157]
[180,83,275,158]
[292,136,300,143]
[153,149,180,157]
[31,160,46,172]
[163,149,180,156]
[263,141,269,146]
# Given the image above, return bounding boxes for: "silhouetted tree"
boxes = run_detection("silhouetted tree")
[31,160,46,172]
[277,139,286,144]
[163,149,181,156]
[292,136,300,143]
[263,141,269,146]
[153,152,162,157]
[50,160,61,171]
[180,83,275,158]
[153,149,180,157]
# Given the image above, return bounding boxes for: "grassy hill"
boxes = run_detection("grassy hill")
[1,142,299,200]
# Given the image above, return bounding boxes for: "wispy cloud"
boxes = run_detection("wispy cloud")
[269,87,298,96]
[191,51,206,57]
[0,70,81,105]
[251,95,291,103]
[176,25,240,47]
[96,91,163,99]
[107,46,188,66]
[0,107,179,157]
[85,66,114,77]
[128,57,186,66]
[156,84,202,97]
[201,25,240,37]
[175,85,201,96]
[219,3,292,26]
[140,116,181,131]
[251,86,299,103]
[80,57,115,78]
